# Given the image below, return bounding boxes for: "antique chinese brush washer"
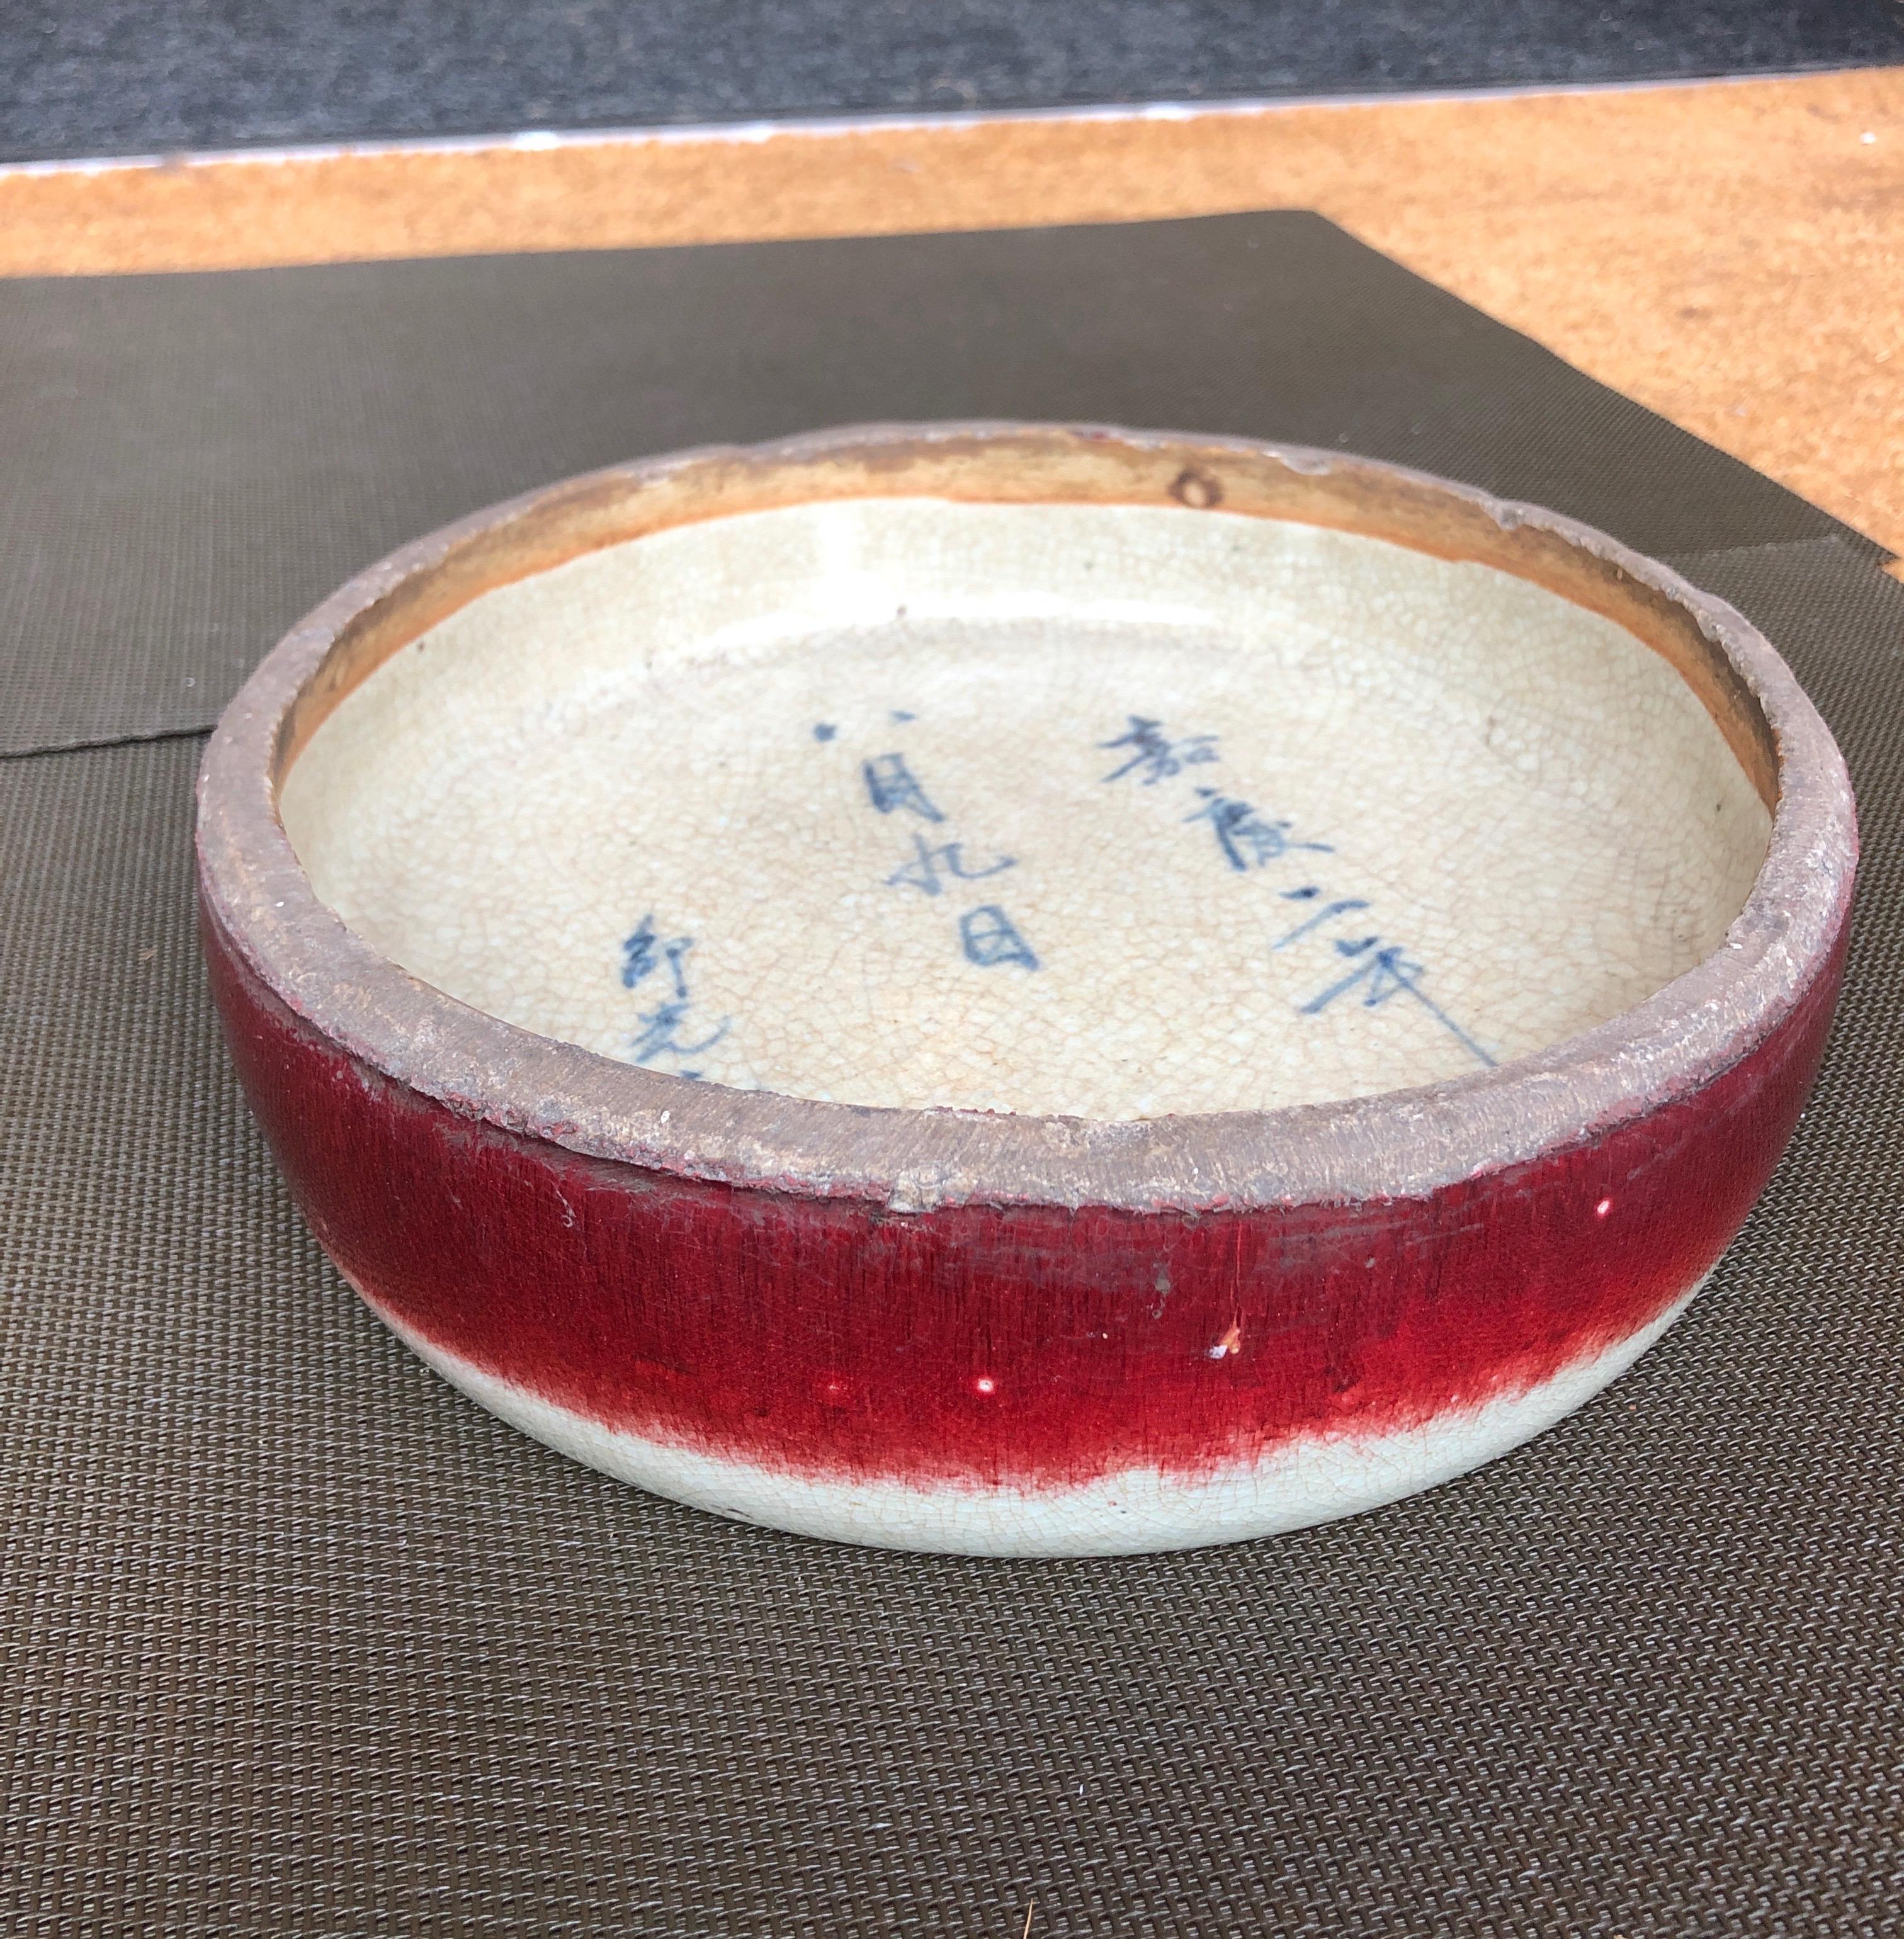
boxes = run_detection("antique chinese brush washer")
[196,423,1856,1556]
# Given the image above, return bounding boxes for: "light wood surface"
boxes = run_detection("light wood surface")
[3,68,1899,558]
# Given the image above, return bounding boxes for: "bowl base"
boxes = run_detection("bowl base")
[361,1275,1702,1557]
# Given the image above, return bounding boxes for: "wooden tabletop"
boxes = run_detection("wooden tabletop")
[5,66,1898,561]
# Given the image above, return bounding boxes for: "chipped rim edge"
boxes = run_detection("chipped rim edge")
[195,421,1859,1214]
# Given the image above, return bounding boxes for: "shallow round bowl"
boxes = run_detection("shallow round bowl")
[196,422,1856,1555]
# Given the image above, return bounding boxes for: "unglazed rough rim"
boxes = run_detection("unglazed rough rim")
[195,422,1858,1214]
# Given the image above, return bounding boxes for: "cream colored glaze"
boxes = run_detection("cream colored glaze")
[280,498,1770,1120]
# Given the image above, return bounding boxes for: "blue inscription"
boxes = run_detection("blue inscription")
[887,832,1017,897]
[961,905,1040,970]
[848,735,1038,970]
[1301,943,1497,1068]
[1099,716,1220,786]
[1094,713,1492,1067]
[621,911,730,1074]
[863,752,944,822]
[1186,789,1334,873]
[812,722,837,742]
[621,915,694,997]
[1273,896,1371,951]
[630,998,731,1073]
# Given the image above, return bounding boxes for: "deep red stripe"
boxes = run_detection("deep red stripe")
[203,893,1844,1488]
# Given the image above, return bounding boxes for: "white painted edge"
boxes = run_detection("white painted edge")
[365,1279,1704,1557]
[0,73,1798,183]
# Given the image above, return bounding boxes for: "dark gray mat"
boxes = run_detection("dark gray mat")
[4,549,1903,1934]
[0,212,1880,757]
[5,0,1904,165]
[3,218,1902,1935]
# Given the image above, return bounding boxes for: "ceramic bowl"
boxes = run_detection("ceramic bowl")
[196,422,1856,1556]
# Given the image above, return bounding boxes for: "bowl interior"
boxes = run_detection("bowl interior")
[277,494,1771,1120]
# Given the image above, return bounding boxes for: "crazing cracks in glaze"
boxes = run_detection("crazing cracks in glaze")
[278,499,1771,1122]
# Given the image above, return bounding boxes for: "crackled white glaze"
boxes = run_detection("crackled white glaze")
[280,498,1769,1119]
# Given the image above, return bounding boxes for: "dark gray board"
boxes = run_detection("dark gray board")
[0,212,1881,756]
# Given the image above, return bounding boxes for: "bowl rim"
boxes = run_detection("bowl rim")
[195,421,1858,1214]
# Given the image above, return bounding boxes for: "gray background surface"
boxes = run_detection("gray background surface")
[3,216,1901,1934]
[4,0,1904,163]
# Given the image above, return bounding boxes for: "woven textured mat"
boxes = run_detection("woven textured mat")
[3,218,1901,1936]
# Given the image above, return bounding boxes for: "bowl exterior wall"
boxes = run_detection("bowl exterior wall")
[202,888,1846,1554]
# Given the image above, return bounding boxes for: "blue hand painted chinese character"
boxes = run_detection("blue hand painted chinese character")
[1099,716,1220,786]
[1273,896,1372,950]
[886,832,1017,897]
[1301,944,1494,1068]
[621,915,694,997]
[630,999,731,1068]
[960,905,1040,970]
[1185,789,1332,872]
[862,752,944,822]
